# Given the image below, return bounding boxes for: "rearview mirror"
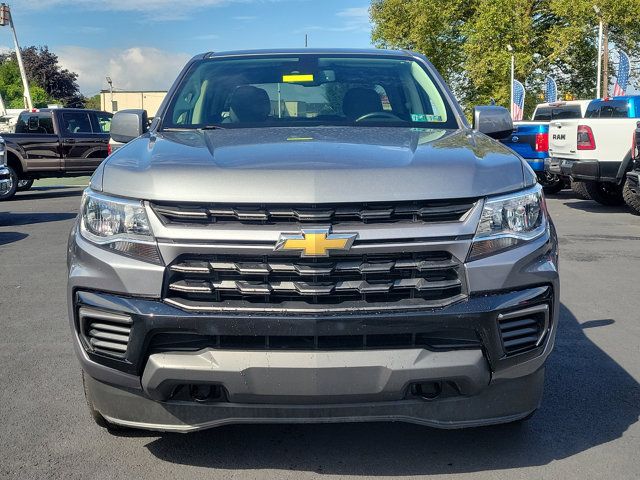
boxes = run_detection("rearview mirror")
[472,106,513,139]
[110,109,148,144]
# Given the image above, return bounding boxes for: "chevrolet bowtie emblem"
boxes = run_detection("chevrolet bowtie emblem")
[275,228,357,257]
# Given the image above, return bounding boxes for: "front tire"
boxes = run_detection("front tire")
[17,179,34,191]
[537,172,564,194]
[623,181,640,215]
[584,181,625,206]
[571,180,591,200]
[0,165,18,201]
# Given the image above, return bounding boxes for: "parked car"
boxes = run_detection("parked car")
[624,121,640,215]
[69,48,558,432]
[547,96,640,205]
[0,108,112,201]
[0,137,13,198]
[500,100,590,194]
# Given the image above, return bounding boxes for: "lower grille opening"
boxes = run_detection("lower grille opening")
[148,329,481,353]
[408,381,461,400]
[78,307,132,358]
[498,304,550,356]
[168,384,227,403]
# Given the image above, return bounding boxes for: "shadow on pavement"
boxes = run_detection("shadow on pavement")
[0,231,28,245]
[0,211,77,227]
[562,200,630,214]
[142,303,639,475]
[15,187,84,201]
[546,190,630,214]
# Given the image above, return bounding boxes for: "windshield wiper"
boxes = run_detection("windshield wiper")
[198,125,226,130]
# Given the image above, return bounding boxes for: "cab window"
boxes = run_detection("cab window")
[93,112,113,133]
[15,113,55,134]
[62,112,93,134]
[585,100,629,118]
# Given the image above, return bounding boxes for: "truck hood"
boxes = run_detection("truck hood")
[100,127,530,203]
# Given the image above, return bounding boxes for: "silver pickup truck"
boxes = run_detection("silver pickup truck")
[68,48,559,432]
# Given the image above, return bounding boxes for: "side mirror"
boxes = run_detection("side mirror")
[110,109,148,144]
[472,106,513,139]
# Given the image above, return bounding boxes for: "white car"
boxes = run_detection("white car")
[547,96,640,205]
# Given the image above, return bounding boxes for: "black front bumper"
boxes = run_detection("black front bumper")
[547,158,622,182]
[74,285,556,379]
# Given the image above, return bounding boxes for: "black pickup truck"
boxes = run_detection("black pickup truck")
[0,108,112,201]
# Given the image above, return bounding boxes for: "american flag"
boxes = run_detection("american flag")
[613,50,630,97]
[512,80,526,121]
[545,76,558,103]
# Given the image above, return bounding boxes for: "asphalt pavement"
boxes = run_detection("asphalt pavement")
[1,185,639,480]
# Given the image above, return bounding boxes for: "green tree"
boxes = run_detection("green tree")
[371,0,640,116]
[84,94,101,110]
[0,45,82,109]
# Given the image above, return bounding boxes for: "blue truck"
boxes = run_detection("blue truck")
[501,100,590,193]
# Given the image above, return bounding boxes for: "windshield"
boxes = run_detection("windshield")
[162,54,458,130]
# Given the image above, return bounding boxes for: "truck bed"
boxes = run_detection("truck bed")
[500,121,548,172]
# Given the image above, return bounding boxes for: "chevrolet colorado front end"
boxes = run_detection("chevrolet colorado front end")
[68,49,559,432]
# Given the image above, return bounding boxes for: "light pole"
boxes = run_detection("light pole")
[594,5,603,98]
[106,76,114,112]
[507,44,514,118]
[0,4,32,110]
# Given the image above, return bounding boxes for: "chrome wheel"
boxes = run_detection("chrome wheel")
[0,166,18,201]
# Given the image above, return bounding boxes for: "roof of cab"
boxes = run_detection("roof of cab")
[191,48,414,61]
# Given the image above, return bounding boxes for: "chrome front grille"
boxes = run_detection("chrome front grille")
[151,199,476,225]
[164,252,465,311]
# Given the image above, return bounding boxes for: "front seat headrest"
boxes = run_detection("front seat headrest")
[230,85,271,122]
[343,87,383,120]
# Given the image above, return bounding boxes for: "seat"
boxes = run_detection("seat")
[229,86,271,122]
[342,87,383,121]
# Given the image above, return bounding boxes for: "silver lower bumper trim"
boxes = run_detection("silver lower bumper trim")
[142,348,490,403]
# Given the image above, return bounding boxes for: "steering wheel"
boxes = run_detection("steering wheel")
[355,111,402,123]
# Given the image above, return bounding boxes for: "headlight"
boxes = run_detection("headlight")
[469,184,547,260]
[80,189,161,264]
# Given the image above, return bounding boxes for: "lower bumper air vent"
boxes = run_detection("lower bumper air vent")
[497,304,550,356]
[78,307,132,358]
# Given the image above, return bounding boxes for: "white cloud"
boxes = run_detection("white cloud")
[294,5,371,34]
[22,0,293,21]
[57,46,191,95]
[24,0,232,11]
[336,6,369,20]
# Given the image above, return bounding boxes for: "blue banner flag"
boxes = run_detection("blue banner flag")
[544,76,558,103]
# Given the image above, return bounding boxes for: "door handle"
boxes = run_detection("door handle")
[64,139,76,144]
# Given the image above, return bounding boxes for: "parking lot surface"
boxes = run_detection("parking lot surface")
[1,186,639,480]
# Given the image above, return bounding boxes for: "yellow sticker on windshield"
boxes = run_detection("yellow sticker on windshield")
[282,74,314,83]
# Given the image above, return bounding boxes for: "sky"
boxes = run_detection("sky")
[8,0,373,96]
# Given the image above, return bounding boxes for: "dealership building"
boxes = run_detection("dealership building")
[99,90,167,116]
